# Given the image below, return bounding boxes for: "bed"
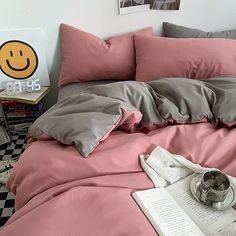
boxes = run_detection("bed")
[1,23,236,236]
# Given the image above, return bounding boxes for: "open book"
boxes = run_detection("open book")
[0,87,49,105]
[132,174,236,236]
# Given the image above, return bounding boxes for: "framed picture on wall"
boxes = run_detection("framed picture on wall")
[150,0,181,10]
[119,0,150,15]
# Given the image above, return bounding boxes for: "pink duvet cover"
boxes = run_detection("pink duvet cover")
[1,122,236,236]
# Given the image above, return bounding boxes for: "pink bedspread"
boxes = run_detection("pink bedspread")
[1,122,236,236]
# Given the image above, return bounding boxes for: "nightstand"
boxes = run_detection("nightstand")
[0,132,27,228]
[0,87,49,136]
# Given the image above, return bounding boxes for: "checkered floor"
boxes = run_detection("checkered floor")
[0,133,27,228]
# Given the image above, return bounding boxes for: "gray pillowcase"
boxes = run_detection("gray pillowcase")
[163,22,236,39]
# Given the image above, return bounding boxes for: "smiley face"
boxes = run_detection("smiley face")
[0,40,38,79]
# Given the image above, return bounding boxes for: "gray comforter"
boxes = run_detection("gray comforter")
[29,77,236,157]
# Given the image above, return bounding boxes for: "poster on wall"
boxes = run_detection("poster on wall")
[0,28,50,90]
[118,0,181,14]
[150,0,181,10]
[119,0,150,14]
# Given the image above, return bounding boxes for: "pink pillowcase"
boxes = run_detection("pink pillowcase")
[59,24,153,86]
[134,35,236,82]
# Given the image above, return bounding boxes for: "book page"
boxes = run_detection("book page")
[132,188,204,236]
[167,174,236,235]
[215,222,236,236]
[0,87,49,103]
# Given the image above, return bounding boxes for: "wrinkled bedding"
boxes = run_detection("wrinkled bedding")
[2,123,236,236]
[29,77,236,157]
[1,77,236,236]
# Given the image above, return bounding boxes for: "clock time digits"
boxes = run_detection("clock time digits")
[6,79,41,95]
[6,81,22,95]
[26,79,41,92]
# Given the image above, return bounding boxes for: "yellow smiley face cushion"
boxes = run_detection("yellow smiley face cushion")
[0,40,38,79]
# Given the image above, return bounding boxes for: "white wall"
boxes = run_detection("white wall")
[1,0,236,107]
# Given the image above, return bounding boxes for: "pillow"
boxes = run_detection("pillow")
[134,35,236,82]
[59,24,153,87]
[163,22,236,39]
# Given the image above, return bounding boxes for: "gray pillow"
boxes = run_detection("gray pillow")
[163,22,236,39]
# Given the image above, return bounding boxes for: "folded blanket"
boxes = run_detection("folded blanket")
[29,77,236,157]
[140,146,236,235]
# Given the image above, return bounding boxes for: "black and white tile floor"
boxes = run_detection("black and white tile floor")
[0,133,27,228]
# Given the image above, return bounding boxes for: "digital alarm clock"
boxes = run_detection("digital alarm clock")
[6,79,41,95]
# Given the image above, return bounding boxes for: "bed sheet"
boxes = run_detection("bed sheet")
[1,121,236,236]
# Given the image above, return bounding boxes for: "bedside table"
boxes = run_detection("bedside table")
[0,132,27,228]
[0,87,49,136]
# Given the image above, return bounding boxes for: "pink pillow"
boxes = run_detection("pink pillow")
[134,35,236,82]
[59,24,153,86]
